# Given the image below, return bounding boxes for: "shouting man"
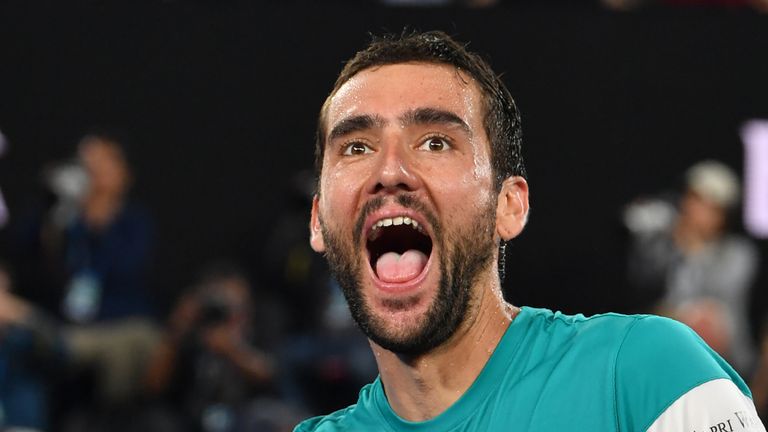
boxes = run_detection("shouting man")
[296,31,765,431]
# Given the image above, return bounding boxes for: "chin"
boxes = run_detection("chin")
[321,193,493,356]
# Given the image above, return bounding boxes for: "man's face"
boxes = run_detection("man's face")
[79,139,130,198]
[311,63,502,355]
[679,190,727,240]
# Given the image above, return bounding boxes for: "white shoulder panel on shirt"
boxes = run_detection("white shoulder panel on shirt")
[647,378,766,432]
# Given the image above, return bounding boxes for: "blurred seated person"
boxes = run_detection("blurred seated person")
[257,170,377,416]
[0,260,67,431]
[144,263,276,432]
[36,130,161,414]
[624,160,760,374]
[59,129,155,323]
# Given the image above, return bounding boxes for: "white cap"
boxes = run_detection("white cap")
[685,160,740,209]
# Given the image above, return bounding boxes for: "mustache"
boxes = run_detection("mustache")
[352,194,439,247]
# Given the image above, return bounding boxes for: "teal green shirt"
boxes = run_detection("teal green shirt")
[295,307,751,431]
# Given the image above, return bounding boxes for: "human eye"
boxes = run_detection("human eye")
[342,141,374,156]
[417,135,452,152]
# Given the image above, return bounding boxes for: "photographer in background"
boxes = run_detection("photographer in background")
[143,262,279,432]
[624,160,760,375]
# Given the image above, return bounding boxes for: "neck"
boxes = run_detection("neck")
[372,278,517,422]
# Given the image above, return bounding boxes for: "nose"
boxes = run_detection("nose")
[366,138,422,195]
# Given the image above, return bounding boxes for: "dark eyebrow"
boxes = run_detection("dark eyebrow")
[328,114,386,141]
[400,107,472,136]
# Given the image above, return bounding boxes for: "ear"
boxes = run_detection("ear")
[496,176,530,241]
[309,194,326,253]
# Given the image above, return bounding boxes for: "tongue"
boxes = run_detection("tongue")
[375,250,428,283]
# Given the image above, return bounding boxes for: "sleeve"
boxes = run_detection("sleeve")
[614,315,760,432]
[647,378,765,432]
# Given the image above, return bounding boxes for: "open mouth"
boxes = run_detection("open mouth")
[367,216,433,284]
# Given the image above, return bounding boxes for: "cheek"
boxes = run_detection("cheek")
[434,167,495,221]
[320,168,364,218]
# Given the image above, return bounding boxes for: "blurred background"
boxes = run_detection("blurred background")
[0,0,767,431]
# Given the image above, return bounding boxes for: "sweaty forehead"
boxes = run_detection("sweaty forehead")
[325,63,484,133]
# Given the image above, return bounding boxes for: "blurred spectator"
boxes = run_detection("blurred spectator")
[10,128,156,324]
[277,278,377,417]
[142,262,289,432]
[7,129,161,429]
[56,131,160,415]
[61,130,155,323]
[0,259,67,431]
[258,170,330,336]
[624,160,760,374]
[255,171,376,416]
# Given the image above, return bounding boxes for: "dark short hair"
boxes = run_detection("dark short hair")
[78,125,134,170]
[315,30,526,191]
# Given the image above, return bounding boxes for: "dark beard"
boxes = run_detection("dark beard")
[320,194,496,357]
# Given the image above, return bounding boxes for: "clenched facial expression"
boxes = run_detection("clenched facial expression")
[311,63,501,355]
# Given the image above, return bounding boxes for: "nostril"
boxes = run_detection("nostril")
[374,182,413,193]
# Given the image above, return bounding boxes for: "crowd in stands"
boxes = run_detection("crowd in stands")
[0,130,377,431]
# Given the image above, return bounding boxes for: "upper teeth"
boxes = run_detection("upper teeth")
[373,216,419,230]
